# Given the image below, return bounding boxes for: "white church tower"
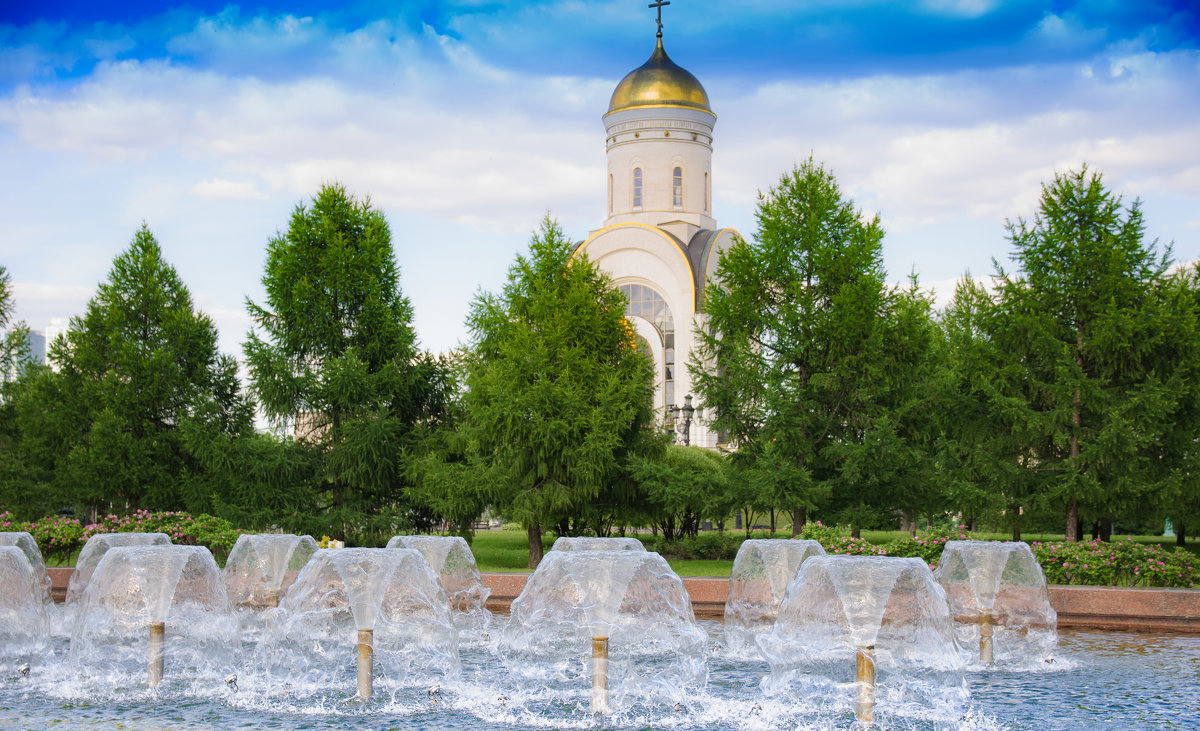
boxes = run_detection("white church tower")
[574,7,739,449]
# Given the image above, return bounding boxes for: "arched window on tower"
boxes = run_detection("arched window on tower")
[619,283,675,408]
[672,166,683,208]
[704,172,710,213]
[632,168,643,209]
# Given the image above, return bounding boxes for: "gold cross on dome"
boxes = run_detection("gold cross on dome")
[649,0,670,37]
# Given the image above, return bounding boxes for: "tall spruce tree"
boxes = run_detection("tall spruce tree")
[993,166,1176,540]
[693,158,937,535]
[463,216,655,568]
[244,184,451,539]
[11,225,252,516]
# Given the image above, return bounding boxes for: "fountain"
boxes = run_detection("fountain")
[223,534,318,610]
[66,532,172,607]
[502,549,706,715]
[254,547,459,699]
[69,544,240,688]
[934,540,1057,666]
[759,555,967,724]
[550,536,646,551]
[0,531,1195,728]
[0,531,53,606]
[386,535,491,624]
[0,546,51,671]
[724,538,825,654]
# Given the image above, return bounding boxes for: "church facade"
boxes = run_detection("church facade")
[573,30,740,450]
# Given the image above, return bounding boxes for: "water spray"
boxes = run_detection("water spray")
[148,621,165,688]
[591,635,609,714]
[357,628,373,699]
[855,644,875,724]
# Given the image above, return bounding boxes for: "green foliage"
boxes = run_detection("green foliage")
[2,509,243,566]
[884,524,980,566]
[2,226,253,518]
[694,158,938,534]
[1032,539,1198,588]
[642,530,740,560]
[462,216,656,567]
[629,443,730,540]
[244,184,454,537]
[992,165,1187,539]
[797,521,890,556]
[0,265,34,391]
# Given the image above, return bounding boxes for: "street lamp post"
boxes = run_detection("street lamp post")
[669,394,695,446]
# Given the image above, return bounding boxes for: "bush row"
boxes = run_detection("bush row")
[647,522,1198,588]
[0,510,243,566]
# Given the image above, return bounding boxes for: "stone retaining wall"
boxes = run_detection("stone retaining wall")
[47,567,1200,631]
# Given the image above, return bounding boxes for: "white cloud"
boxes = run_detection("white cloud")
[2,7,1198,360]
[190,178,269,201]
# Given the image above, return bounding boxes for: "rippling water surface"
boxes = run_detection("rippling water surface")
[2,625,1197,729]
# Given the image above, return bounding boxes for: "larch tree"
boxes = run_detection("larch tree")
[13,225,252,516]
[244,184,452,540]
[462,216,655,568]
[692,158,937,536]
[993,166,1177,540]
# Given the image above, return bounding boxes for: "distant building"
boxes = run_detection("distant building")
[2,328,45,381]
[572,21,739,449]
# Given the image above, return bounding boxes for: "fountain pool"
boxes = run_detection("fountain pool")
[1,625,1196,729]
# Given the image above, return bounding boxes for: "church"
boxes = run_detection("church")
[573,12,740,450]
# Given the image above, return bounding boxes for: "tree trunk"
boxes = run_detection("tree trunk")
[769,509,776,536]
[1090,521,1100,540]
[851,525,861,539]
[1099,520,1112,542]
[1065,503,1080,541]
[791,508,805,537]
[1011,504,1021,542]
[1177,522,1187,547]
[526,523,544,570]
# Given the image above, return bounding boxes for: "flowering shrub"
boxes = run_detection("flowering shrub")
[796,522,889,556]
[2,512,86,565]
[885,524,979,568]
[1032,539,1198,589]
[0,510,244,565]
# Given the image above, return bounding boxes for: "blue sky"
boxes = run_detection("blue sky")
[2,0,1198,358]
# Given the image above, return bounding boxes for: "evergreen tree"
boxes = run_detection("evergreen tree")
[244,184,452,540]
[693,158,937,535]
[993,166,1177,540]
[10,226,252,517]
[629,442,729,540]
[463,216,655,567]
[0,265,32,389]
[932,277,1036,537]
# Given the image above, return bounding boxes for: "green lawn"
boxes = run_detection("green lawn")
[470,529,735,575]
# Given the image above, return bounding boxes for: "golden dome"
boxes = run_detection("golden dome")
[607,37,711,114]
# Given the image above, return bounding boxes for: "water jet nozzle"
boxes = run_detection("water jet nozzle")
[225,673,238,692]
[17,664,30,679]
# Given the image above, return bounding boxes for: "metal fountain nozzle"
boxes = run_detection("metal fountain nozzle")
[224,673,238,692]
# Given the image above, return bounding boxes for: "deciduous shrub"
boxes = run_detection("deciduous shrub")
[1032,539,1198,589]
[1,510,243,565]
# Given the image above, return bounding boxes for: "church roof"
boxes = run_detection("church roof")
[607,37,711,114]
